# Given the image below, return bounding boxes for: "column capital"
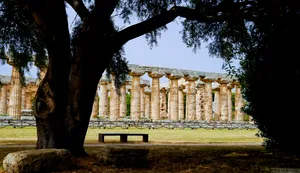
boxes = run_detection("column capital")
[184,75,198,81]
[130,70,145,77]
[148,71,164,78]
[200,76,215,83]
[196,81,205,89]
[232,81,241,86]
[140,79,150,87]
[216,78,231,84]
[100,80,109,85]
[227,83,235,89]
[160,87,167,92]
[178,84,185,90]
[144,88,151,95]
[212,87,220,91]
[166,73,183,80]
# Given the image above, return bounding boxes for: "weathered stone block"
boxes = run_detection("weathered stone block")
[96,145,149,168]
[3,149,72,173]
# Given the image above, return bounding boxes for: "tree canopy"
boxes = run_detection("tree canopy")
[0,0,299,156]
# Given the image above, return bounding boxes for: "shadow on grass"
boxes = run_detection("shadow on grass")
[1,146,300,173]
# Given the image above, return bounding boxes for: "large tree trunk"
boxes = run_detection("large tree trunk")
[30,0,115,156]
[31,0,72,150]
[64,18,116,156]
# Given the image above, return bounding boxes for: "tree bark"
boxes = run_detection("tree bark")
[30,0,115,155]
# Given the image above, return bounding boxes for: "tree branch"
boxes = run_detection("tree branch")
[113,4,256,48]
[65,0,90,24]
[94,0,119,18]
[113,6,226,48]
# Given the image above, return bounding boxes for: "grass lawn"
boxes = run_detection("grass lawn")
[0,127,263,145]
[1,145,300,173]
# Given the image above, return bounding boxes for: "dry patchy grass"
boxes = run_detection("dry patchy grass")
[1,146,300,173]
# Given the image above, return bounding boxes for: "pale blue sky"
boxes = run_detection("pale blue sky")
[0,5,240,81]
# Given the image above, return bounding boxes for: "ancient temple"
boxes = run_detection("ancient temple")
[0,63,249,122]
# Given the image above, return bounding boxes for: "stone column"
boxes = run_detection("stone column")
[8,65,22,119]
[227,84,234,122]
[196,82,205,121]
[130,70,145,120]
[200,77,214,122]
[219,80,230,122]
[234,83,245,121]
[167,74,182,121]
[184,75,198,121]
[148,71,164,121]
[213,87,220,121]
[160,87,167,119]
[24,83,37,110]
[167,89,170,118]
[91,91,99,118]
[35,62,47,86]
[178,85,185,120]
[0,85,8,115]
[109,74,120,121]
[140,81,148,117]
[119,83,127,118]
[99,80,109,117]
[21,87,26,110]
[144,88,151,119]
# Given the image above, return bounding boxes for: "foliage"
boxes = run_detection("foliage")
[0,0,47,72]
[1,0,299,155]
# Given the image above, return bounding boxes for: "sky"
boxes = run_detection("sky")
[0,5,240,83]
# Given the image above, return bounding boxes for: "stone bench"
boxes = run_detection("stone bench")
[98,133,149,143]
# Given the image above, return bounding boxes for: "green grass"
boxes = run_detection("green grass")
[0,127,263,145]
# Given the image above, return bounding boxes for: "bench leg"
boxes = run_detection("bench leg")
[143,135,149,142]
[98,134,105,143]
[120,135,128,142]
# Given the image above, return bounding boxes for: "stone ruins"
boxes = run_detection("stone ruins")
[0,62,251,122]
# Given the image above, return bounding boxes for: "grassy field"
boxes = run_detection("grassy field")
[1,128,299,172]
[1,146,300,173]
[0,127,263,145]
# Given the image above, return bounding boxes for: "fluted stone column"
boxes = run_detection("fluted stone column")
[0,85,8,115]
[219,80,229,122]
[227,84,234,122]
[91,92,99,118]
[200,77,214,122]
[8,65,22,119]
[160,87,167,119]
[25,93,32,110]
[196,82,205,121]
[167,74,182,121]
[178,85,185,120]
[119,83,127,118]
[235,83,245,121]
[144,88,151,119]
[148,71,164,120]
[99,80,109,117]
[184,75,198,121]
[21,87,26,110]
[109,74,120,121]
[140,82,148,117]
[130,71,145,120]
[213,87,220,121]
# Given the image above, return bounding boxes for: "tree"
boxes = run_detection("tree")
[0,0,299,156]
